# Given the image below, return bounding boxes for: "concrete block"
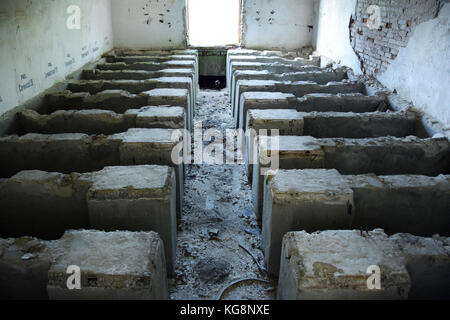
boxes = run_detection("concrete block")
[87,165,176,275]
[244,109,420,181]
[45,90,148,114]
[263,169,450,277]
[18,106,185,135]
[0,129,184,214]
[0,170,91,240]
[262,169,355,275]
[253,136,326,218]
[47,230,168,300]
[278,230,410,299]
[253,136,450,219]
[227,55,320,89]
[66,76,192,115]
[389,233,450,299]
[66,77,193,100]
[18,109,133,135]
[104,54,198,76]
[235,81,365,128]
[245,109,304,180]
[239,93,388,121]
[45,91,90,109]
[110,128,184,214]
[295,93,387,113]
[231,69,348,107]
[83,68,194,81]
[113,49,198,58]
[97,60,198,87]
[0,164,179,272]
[226,48,296,65]
[146,88,192,131]
[348,174,450,236]
[322,136,450,175]
[302,110,419,138]
[97,60,195,71]
[278,230,450,300]
[126,106,186,129]
[106,55,197,64]
[235,91,294,123]
[82,68,197,104]
[227,61,320,91]
[0,133,119,178]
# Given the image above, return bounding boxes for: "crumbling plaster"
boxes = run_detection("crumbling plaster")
[378,3,450,129]
[314,0,450,128]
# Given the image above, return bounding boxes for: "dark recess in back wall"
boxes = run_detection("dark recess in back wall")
[199,76,226,90]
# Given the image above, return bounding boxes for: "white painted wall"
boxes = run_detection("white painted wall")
[112,0,187,49]
[0,0,113,116]
[241,0,316,50]
[378,4,450,128]
[314,0,362,73]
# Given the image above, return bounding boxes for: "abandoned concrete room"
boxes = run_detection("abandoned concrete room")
[0,0,449,302]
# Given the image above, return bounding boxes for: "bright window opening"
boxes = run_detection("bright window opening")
[187,0,240,47]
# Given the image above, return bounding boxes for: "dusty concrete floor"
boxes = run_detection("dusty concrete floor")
[169,90,276,300]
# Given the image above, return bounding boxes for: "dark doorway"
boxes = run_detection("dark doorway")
[199,76,226,90]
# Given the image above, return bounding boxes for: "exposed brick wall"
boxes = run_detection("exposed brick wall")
[349,0,444,75]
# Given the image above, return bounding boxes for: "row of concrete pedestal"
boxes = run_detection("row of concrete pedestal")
[0,48,449,299]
